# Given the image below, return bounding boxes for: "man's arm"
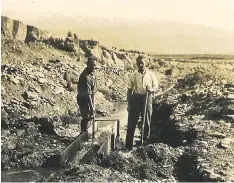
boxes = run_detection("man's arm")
[149,71,159,93]
[127,88,132,102]
[88,94,95,115]
[77,72,84,91]
[127,74,134,111]
[93,75,97,95]
[89,75,97,115]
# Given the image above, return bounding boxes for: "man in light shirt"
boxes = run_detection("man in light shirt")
[125,55,158,149]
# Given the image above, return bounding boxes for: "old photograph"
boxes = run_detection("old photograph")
[1,0,234,182]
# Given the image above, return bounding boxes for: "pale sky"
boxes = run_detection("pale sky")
[1,0,234,31]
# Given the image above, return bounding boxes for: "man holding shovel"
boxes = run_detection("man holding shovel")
[125,55,158,150]
[77,56,98,134]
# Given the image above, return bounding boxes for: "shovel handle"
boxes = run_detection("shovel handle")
[140,91,149,145]
[89,93,96,144]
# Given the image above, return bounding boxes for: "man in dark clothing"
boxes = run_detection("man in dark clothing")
[77,56,98,132]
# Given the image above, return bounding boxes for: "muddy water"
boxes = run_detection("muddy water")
[96,104,129,138]
[1,105,129,182]
[1,168,57,182]
[96,104,141,144]
[97,104,128,127]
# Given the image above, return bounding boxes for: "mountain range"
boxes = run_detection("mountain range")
[2,12,234,54]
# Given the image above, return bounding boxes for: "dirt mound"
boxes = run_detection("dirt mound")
[106,143,181,181]
[46,143,180,182]
[176,71,209,88]
[48,164,138,182]
[149,76,234,181]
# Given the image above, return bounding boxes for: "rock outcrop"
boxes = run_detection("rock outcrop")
[1,16,79,53]
[64,33,79,52]
[47,36,64,49]
[1,16,141,69]
[1,16,14,39]
[25,25,50,42]
[1,16,49,42]
[12,20,27,41]
[79,39,99,57]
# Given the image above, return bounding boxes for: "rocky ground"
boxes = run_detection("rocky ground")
[1,17,234,182]
[43,72,234,182]
[150,74,234,181]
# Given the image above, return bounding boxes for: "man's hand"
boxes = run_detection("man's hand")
[127,88,133,112]
[146,85,158,94]
[92,108,96,115]
[89,108,96,120]
[127,104,131,112]
[146,85,152,94]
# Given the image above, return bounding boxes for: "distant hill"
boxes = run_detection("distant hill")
[2,13,234,54]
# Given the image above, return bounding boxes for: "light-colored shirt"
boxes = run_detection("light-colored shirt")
[128,69,158,94]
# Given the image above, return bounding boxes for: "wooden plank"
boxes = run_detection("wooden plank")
[97,120,120,154]
[95,119,120,121]
[87,120,98,137]
[46,132,89,167]
[45,119,120,167]
[59,132,89,166]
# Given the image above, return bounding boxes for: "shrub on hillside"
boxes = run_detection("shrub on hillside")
[158,61,167,67]
[146,61,159,70]
[125,65,134,71]
[153,58,161,63]
[119,48,127,52]
[67,31,72,37]
[164,58,172,61]
[165,68,173,76]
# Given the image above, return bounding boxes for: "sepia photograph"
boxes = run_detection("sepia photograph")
[1,0,234,182]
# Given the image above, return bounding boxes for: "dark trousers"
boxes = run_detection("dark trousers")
[125,93,152,149]
[77,95,92,132]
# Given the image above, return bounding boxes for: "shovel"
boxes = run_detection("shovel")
[89,93,96,144]
[140,88,149,145]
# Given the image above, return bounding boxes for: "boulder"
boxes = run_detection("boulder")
[37,78,47,84]
[102,50,111,59]
[24,91,38,100]
[8,75,20,84]
[219,137,233,149]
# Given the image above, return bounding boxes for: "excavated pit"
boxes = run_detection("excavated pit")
[150,102,198,147]
[47,101,204,182]
[92,102,203,182]
[1,100,222,182]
